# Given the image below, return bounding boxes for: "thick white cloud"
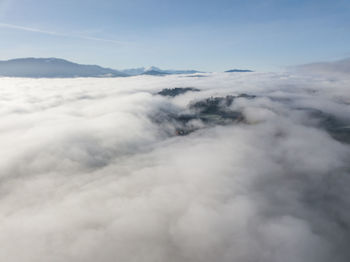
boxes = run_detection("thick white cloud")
[0,72,349,262]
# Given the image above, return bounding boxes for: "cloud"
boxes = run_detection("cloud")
[293,57,350,76]
[0,22,129,45]
[0,72,349,262]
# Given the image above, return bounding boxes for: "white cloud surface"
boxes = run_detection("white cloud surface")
[0,72,350,262]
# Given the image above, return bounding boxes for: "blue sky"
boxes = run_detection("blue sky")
[0,0,349,71]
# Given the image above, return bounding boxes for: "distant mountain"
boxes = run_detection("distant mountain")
[0,57,203,78]
[0,58,128,78]
[165,69,201,74]
[121,66,202,76]
[142,70,170,76]
[121,67,148,76]
[225,69,253,73]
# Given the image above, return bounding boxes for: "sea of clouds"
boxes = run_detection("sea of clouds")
[0,70,349,262]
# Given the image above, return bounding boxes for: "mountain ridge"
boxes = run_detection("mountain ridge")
[0,57,253,78]
[225,69,253,73]
[0,58,127,78]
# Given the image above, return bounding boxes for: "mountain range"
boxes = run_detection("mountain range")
[225,69,253,73]
[0,58,251,78]
[121,66,201,76]
[0,58,128,78]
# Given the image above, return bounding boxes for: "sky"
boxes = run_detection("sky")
[0,0,349,71]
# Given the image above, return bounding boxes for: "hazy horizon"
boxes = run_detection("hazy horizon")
[0,56,349,74]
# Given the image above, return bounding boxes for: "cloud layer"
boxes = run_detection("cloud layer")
[294,57,350,76]
[0,72,350,262]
